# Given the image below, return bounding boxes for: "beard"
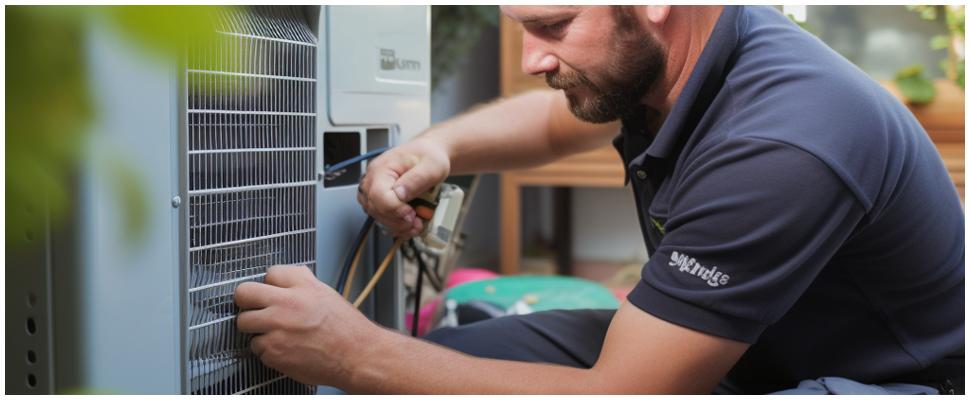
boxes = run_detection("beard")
[545,12,666,123]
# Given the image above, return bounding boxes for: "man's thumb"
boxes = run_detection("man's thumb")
[392,162,441,202]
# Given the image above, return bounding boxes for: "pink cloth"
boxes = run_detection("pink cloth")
[445,268,499,289]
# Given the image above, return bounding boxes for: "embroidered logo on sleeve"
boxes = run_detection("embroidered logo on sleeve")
[668,251,730,287]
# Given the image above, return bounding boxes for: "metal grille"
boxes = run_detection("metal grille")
[185,6,316,395]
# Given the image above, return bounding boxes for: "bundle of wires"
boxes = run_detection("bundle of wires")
[405,240,445,337]
[333,216,439,337]
[410,243,425,337]
[334,216,405,310]
[327,146,442,337]
[327,147,405,309]
[334,216,374,296]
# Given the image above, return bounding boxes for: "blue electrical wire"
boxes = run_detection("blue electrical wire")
[324,147,390,178]
[335,216,375,295]
[330,148,388,294]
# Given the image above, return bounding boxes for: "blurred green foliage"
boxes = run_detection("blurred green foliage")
[6,6,229,249]
[897,5,965,103]
[7,6,91,249]
[431,5,499,90]
[894,64,937,104]
[785,13,814,34]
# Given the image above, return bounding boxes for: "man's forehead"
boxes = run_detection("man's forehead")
[500,5,582,23]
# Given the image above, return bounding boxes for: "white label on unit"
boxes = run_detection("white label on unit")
[327,6,430,134]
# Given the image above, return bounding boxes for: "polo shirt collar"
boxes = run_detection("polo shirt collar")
[635,5,744,161]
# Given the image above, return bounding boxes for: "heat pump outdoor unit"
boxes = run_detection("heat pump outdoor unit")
[7,5,430,394]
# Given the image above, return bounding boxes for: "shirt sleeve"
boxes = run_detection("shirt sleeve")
[626,137,866,343]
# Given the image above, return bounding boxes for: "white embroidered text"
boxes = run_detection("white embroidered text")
[668,251,730,287]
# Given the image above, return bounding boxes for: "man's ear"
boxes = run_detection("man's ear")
[645,6,671,26]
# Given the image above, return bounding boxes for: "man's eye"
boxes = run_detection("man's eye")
[542,19,570,34]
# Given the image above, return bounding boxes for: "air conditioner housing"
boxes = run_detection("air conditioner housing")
[6,5,430,394]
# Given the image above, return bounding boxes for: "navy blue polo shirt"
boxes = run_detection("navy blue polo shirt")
[617,5,964,393]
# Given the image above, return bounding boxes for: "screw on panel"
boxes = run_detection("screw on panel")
[172,196,182,208]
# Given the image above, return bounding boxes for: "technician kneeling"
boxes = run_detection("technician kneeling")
[235,5,964,394]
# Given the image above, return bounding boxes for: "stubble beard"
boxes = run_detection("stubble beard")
[545,15,666,123]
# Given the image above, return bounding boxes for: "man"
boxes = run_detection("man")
[234,5,964,394]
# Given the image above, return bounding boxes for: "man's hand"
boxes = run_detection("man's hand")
[234,265,378,386]
[357,138,451,238]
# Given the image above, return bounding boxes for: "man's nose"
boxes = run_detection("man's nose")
[520,33,558,76]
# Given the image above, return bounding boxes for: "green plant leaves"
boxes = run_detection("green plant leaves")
[100,155,150,247]
[103,6,224,56]
[894,64,937,104]
[6,6,92,248]
[930,34,950,50]
[431,5,499,89]
[785,13,814,34]
[906,5,964,91]
[907,5,939,21]
[945,5,964,37]
[6,6,229,249]
[956,61,965,89]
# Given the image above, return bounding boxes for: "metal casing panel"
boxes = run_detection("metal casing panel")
[182,6,318,394]
[314,7,373,291]
[70,23,183,394]
[6,218,54,394]
[326,6,431,141]
[316,5,429,320]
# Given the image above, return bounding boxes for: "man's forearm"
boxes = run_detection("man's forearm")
[418,90,619,175]
[341,327,606,394]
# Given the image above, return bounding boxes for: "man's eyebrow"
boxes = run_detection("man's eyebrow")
[520,13,566,24]
[515,7,578,24]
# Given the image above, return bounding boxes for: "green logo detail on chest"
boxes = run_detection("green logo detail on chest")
[650,217,666,236]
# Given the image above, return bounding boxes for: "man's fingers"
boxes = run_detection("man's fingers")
[370,170,405,211]
[264,265,312,288]
[250,332,267,358]
[359,147,447,236]
[372,195,414,233]
[391,160,444,203]
[237,308,278,334]
[359,167,412,229]
[235,281,285,310]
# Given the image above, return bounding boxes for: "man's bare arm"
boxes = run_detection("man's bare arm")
[342,302,749,394]
[422,89,620,175]
[357,89,619,237]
